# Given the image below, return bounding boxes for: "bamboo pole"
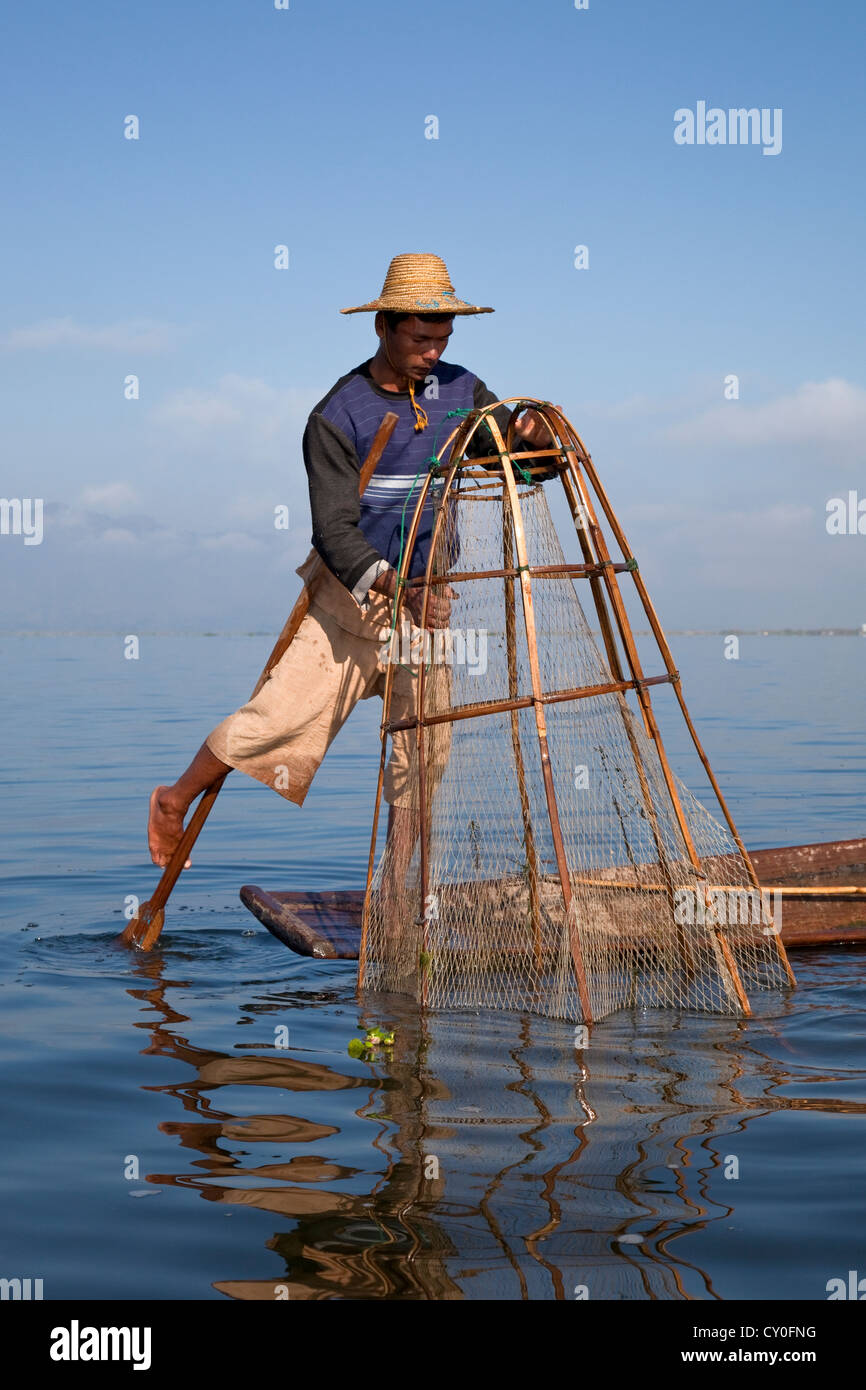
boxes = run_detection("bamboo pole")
[405,560,630,586]
[564,477,680,871]
[502,491,544,973]
[485,413,593,1021]
[483,397,750,1008]
[547,404,795,992]
[411,447,476,1006]
[526,408,692,975]
[543,409,754,1010]
[384,673,674,731]
[544,876,866,899]
[559,469,626,683]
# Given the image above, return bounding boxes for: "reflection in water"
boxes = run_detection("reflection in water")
[125,950,865,1300]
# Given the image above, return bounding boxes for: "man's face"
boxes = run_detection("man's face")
[381,315,454,381]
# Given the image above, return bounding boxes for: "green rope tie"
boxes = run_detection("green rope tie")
[625,557,639,572]
[424,407,475,473]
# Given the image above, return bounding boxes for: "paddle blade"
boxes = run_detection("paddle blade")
[119,901,165,951]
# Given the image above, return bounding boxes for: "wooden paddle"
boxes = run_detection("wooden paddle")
[121,409,400,951]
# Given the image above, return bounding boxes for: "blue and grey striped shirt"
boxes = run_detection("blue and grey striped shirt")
[302,359,519,601]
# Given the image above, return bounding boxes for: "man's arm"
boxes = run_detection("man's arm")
[303,411,455,626]
[369,564,454,629]
[302,412,389,606]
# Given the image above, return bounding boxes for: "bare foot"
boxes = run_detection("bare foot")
[148,786,192,869]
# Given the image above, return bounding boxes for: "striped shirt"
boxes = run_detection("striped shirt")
[302,358,530,605]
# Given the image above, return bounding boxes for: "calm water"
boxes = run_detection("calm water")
[1,633,864,1300]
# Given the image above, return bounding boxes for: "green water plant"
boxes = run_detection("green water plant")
[347,1025,396,1060]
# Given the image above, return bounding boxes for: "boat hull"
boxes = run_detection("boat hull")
[240,838,866,961]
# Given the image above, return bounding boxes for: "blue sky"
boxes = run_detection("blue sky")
[1,0,864,630]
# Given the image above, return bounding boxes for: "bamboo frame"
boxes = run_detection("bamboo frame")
[384,673,675,732]
[502,491,543,974]
[543,403,795,992]
[507,408,694,976]
[518,406,752,1008]
[359,398,796,1015]
[491,414,593,1022]
[405,561,632,586]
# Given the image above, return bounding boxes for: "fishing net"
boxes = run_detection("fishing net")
[360,403,794,1023]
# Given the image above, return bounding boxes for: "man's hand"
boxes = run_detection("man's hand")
[406,582,456,630]
[513,405,563,450]
[371,568,457,630]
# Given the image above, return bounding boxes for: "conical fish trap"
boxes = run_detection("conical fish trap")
[360,401,795,1023]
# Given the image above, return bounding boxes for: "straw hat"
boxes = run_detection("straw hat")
[340,253,494,316]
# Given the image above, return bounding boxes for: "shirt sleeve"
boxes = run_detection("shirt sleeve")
[302,411,388,601]
[350,558,391,608]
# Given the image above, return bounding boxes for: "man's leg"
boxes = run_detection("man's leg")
[146,603,381,870]
[374,802,420,977]
[147,741,230,868]
[376,662,452,956]
[380,802,418,910]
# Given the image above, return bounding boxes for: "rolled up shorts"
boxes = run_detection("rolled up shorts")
[206,599,451,809]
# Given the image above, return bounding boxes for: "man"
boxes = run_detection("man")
[147,253,557,870]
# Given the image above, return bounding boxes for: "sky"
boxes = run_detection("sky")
[1,0,864,631]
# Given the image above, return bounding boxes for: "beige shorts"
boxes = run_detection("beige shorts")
[206,596,451,809]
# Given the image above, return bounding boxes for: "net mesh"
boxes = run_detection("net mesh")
[362,466,791,1023]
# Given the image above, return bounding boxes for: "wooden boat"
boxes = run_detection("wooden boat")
[240,837,866,960]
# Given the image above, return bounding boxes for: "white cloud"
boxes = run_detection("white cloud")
[626,500,691,525]
[80,482,140,514]
[628,500,814,532]
[98,527,139,546]
[762,502,815,528]
[41,500,274,559]
[199,531,266,553]
[664,378,866,455]
[0,317,184,353]
[156,390,243,428]
[623,497,822,601]
[152,375,317,455]
[580,390,690,421]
